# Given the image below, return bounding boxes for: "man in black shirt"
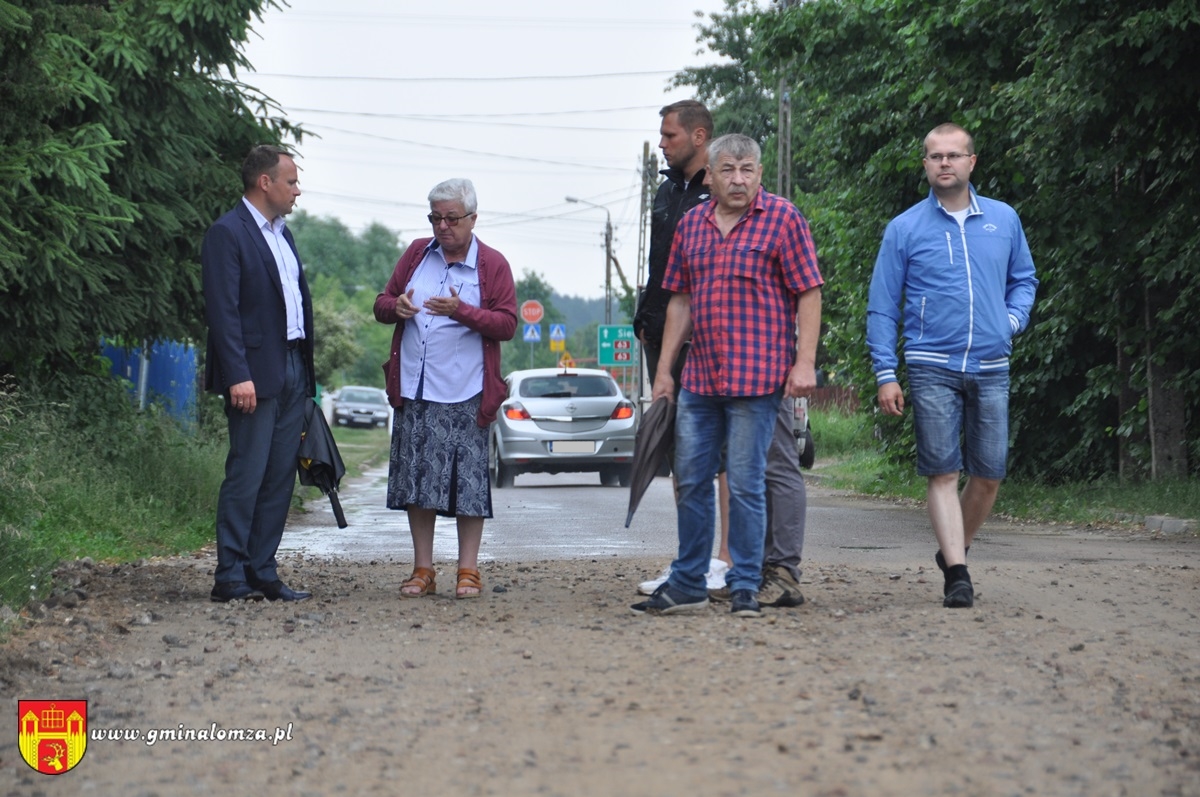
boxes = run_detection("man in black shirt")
[632,101,733,580]
[634,99,713,381]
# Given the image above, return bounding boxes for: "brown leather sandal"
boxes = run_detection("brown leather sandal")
[455,567,482,599]
[400,566,436,598]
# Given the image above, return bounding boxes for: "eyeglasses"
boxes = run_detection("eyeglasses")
[924,153,972,163]
[427,212,475,226]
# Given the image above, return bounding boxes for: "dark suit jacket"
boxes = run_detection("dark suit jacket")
[201,200,315,399]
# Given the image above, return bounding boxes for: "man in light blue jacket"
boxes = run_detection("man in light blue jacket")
[867,123,1038,609]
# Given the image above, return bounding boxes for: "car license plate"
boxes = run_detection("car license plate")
[550,440,595,454]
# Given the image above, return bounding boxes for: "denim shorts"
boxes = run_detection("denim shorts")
[907,365,1009,479]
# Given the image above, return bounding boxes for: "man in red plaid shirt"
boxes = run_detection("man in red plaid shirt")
[631,133,823,618]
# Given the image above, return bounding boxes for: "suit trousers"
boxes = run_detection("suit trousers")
[764,396,807,581]
[214,347,308,585]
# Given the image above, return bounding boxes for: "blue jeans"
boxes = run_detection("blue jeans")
[908,365,1009,479]
[669,388,782,596]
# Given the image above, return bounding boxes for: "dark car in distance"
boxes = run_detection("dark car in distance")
[331,386,390,429]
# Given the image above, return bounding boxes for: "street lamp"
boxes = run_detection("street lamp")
[565,196,613,324]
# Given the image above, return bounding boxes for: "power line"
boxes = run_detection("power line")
[287,107,648,133]
[301,189,636,225]
[268,12,698,31]
[296,105,661,119]
[300,124,634,172]
[298,153,618,177]
[300,188,642,237]
[251,70,678,83]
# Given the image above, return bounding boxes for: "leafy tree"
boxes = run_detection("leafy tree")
[288,210,402,296]
[287,211,404,389]
[611,251,637,324]
[671,0,777,177]
[502,270,567,375]
[567,322,600,366]
[310,292,363,389]
[997,0,1200,481]
[679,0,1198,481]
[343,289,397,388]
[0,0,299,386]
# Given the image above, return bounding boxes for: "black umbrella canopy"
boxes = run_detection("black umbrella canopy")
[298,399,348,528]
[625,396,676,528]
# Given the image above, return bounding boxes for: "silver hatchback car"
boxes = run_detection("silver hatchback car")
[489,367,637,488]
[331,386,391,429]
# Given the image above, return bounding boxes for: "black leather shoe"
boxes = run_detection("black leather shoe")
[210,582,264,602]
[252,580,311,602]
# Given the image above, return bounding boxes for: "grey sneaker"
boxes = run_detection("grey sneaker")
[758,566,805,608]
[729,589,762,618]
[631,582,709,615]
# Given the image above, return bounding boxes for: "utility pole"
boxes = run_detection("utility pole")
[636,141,658,292]
[777,76,792,199]
[564,196,614,323]
[636,142,659,404]
[602,213,613,325]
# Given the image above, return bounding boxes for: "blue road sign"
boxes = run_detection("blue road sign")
[523,323,541,342]
[549,323,567,341]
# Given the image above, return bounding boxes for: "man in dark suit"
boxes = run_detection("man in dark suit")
[202,145,315,603]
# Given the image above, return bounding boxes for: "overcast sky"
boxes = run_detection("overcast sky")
[239,0,741,300]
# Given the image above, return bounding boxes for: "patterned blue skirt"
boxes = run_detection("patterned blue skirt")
[386,394,493,518]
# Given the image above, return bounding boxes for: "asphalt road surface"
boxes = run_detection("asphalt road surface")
[283,468,1182,571]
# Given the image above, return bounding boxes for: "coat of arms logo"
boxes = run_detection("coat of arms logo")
[18,700,88,774]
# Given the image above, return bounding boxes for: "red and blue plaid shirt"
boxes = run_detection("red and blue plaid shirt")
[663,186,823,397]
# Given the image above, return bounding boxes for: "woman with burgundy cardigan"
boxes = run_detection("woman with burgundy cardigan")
[374,178,517,598]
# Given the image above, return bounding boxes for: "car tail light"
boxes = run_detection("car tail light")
[610,402,634,420]
[504,402,531,421]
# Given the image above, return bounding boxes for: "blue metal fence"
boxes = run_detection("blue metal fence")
[102,340,197,430]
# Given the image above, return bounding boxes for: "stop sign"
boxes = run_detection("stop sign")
[520,300,544,324]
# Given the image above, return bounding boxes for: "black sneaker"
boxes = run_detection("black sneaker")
[630,582,709,615]
[758,566,805,608]
[729,589,762,618]
[942,562,974,607]
[935,546,970,574]
[943,579,974,608]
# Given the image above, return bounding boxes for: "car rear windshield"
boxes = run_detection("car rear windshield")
[518,376,617,399]
[341,390,385,404]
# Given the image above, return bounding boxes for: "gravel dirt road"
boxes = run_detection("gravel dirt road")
[2,479,1197,797]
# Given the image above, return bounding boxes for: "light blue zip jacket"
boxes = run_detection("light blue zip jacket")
[867,186,1038,385]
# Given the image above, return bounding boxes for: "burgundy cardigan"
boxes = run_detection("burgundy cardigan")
[373,237,518,427]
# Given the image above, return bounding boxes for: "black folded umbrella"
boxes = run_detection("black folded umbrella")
[625,396,676,528]
[791,396,816,470]
[298,398,348,528]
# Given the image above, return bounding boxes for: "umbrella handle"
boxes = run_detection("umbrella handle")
[330,491,348,529]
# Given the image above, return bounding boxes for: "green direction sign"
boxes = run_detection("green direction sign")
[597,324,638,367]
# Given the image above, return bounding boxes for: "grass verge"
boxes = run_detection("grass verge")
[0,380,225,612]
[294,424,392,507]
[1,377,392,614]
[809,406,1200,527]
